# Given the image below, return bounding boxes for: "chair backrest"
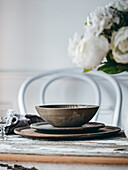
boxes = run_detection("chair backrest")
[89,71,122,126]
[18,68,122,126]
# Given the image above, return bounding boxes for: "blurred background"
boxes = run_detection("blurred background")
[1,0,127,127]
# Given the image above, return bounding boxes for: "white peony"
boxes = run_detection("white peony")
[86,6,119,36]
[110,0,128,12]
[111,27,128,64]
[68,33,81,57]
[72,35,109,69]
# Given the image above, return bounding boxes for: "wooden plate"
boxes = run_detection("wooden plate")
[30,122,105,134]
[14,126,121,140]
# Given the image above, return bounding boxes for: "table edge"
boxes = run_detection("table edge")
[0,154,128,165]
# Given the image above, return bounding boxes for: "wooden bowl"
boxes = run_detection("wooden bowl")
[35,104,99,127]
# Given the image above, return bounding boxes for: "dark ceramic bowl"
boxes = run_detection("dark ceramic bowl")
[35,104,99,127]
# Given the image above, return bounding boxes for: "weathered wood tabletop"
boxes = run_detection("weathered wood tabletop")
[0,133,128,165]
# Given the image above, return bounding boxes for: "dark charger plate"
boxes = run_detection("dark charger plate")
[14,126,121,140]
[30,122,105,134]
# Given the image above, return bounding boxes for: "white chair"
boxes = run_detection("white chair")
[18,68,122,126]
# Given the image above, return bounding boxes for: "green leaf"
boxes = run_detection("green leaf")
[98,64,124,74]
[116,64,128,71]
[98,50,128,74]
[98,60,128,74]
[83,68,92,73]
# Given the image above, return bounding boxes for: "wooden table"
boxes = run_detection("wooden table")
[0,133,128,165]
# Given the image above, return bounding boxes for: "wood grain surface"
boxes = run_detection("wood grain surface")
[0,134,128,164]
[0,154,128,164]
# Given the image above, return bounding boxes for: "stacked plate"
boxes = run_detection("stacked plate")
[14,122,121,140]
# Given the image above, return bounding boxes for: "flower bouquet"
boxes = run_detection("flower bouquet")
[68,0,128,74]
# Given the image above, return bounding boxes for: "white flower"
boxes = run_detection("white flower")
[86,6,119,36]
[112,27,128,64]
[68,33,81,57]
[72,35,109,69]
[110,0,128,12]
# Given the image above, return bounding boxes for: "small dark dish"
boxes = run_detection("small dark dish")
[35,104,99,127]
[30,122,105,134]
